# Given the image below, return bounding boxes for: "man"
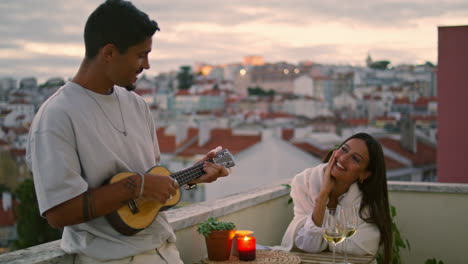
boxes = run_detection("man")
[26,0,229,263]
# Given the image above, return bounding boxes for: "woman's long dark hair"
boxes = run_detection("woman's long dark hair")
[324,133,392,264]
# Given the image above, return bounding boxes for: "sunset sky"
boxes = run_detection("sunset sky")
[1,0,467,82]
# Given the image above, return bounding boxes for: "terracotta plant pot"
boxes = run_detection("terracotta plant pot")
[205,229,236,261]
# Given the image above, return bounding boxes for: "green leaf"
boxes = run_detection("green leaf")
[405,239,411,250]
[377,204,410,264]
[391,205,397,217]
[197,217,236,237]
[12,179,61,250]
[424,258,445,264]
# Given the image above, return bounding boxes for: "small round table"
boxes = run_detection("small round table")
[201,250,301,264]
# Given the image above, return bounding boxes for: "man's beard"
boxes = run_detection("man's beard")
[124,84,136,91]
[125,68,143,91]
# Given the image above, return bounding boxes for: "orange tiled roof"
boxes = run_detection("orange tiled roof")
[393,97,410,104]
[10,99,30,104]
[379,137,436,166]
[10,148,26,156]
[0,109,12,115]
[363,94,382,101]
[194,79,216,85]
[282,128,294,141]
[156,127,176,153]
[313,76,331,80]
[293,142,406,170]
[9,127,30,134]
[178,128,261,157]
[174,90,191,96]
[260,112,294,119]
[226,97,242,104]
[414,96,437,107]
[384,156,407,170]
[388,87,403,92]
[345,118,369,126]
[374,116,397,121]
[156,127,199,154]
[293,142,330,160]
[410,115,437,121]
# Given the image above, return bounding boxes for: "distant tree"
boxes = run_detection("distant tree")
[0,184,11,194]
[369,60,391,70]
[247,86,261,96]
[384,123,400,133]
[12,179,61,250]
[247,86,275,96]
[177,65,194,90]
[423,61,436,68]
[366,53,373,67]
[0,151,31,192]
[265,89,276,96]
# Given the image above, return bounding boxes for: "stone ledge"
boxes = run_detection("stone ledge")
[388,181,468,193]
[0,240,72,264]
[165,179,291,231]
[3,179,465,264]
[0,180,292,264]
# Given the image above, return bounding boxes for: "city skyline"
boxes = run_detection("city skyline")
[1,0,467,82]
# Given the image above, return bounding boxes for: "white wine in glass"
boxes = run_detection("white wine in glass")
[323,230,346,244]
[340,205,359,264]
[345,228,357,238]
[322,208,346,264]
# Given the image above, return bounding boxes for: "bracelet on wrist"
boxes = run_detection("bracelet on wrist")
[183,183,197,190]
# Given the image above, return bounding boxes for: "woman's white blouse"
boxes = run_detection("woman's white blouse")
[274,163,380,257]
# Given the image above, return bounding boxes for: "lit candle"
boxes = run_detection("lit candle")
[232,230,254,257]
[237,235,256,261]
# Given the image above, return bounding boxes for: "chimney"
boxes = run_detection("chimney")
[198,120,212,147]
[335,121,343,137]
[175,122,188,145]
[400,114,417,153]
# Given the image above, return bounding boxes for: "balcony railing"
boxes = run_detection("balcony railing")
[1,180,467,264]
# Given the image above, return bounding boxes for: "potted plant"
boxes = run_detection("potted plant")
[197,217,236,261]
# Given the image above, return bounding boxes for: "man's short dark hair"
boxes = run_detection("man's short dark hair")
[84,0,160,59]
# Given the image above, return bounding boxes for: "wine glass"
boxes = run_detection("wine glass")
[339,205,358,264]
[322,208,347,264]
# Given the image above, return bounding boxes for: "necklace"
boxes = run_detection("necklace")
[84,89,128,136]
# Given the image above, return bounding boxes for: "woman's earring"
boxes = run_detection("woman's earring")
[359,178,364,184]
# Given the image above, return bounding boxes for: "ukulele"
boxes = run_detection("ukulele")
[105,149,236,235]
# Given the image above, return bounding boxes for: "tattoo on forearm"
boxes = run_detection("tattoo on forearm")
[124,177,137,198]
[82,190,96,222]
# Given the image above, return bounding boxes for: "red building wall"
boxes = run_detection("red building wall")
[437,25,468,183]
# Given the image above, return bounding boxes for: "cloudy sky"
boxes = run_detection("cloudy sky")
[1,0,467,82]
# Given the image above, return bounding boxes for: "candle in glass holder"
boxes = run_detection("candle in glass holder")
[232,230,254,257]
[237,235,256,261]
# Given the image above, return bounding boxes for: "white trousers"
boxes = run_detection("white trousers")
[74,242,183,264]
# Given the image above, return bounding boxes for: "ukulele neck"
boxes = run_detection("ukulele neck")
[170,159,212,186]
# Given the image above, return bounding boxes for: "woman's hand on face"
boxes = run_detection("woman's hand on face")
[321,151,336,195]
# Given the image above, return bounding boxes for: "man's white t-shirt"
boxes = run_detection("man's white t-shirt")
[26,82,176,261]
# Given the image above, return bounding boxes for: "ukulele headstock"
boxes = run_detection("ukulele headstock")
[213,149,236,168]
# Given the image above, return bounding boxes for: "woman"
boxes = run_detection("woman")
[276,133,392,264]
